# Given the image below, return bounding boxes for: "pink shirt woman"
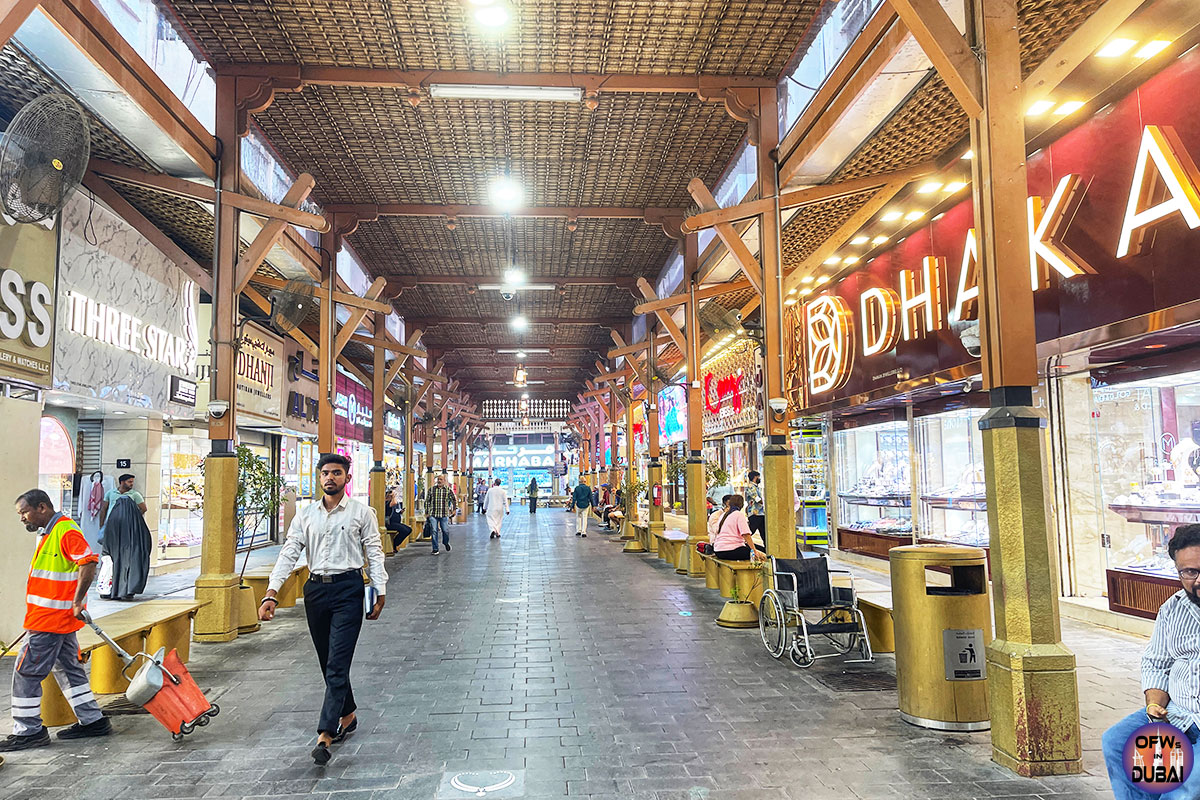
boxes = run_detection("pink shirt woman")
[710,494,765,562]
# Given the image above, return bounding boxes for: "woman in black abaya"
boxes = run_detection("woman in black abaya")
[99,474,152,600]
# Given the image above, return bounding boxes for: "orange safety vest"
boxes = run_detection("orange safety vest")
[25,515,92,634]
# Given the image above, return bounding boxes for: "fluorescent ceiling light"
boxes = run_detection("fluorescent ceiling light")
[497,348,549,354]
[1053,100,1085,116]
[478,283,556,291]
[850,235,869,245]
[783,298,797,307]
[503,268,525,285]
[800,276,814,285]
[904,210,925,221]
[872,235,889,245]
[1096,38,1137,58]
[824,256,841,265]
[843,256,860,265]
[1027,99,1056,116]
[917,181,943,194]
[799,288,813,296]
[944,181,968,193]
[474,4,510,27]
[787,287,797,296]
[506,380,545,385]
[1134,40,1170,59]
[881,210,903,222]
[815,275,831,286]
[489,176,524,211]
[430,84,582,102]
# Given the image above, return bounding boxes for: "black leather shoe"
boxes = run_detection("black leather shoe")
[57,717,112,740]
[332,718,357,743]
[311,742,331,765]
[0,728,49,751]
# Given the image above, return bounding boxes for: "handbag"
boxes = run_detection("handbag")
[96,555,113,596]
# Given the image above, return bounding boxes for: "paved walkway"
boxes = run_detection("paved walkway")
[0,508,1140,799]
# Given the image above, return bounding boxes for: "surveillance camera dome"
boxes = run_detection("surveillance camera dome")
[501,291,515,301]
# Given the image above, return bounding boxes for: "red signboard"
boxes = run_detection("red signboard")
[797,47,1200,407]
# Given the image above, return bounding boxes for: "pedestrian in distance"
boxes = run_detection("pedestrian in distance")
[3,489,112,753]
[484,479,510,539]
[570,478,592,538]
[474,478,487,514]
[745,470,766,552]
[98,473,151,600]
[424,473,457,555]
[258,454,387,767]
[527,477,539,514]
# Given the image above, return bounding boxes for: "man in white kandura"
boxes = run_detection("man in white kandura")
[259,453,387,767]
[484,478,510,539]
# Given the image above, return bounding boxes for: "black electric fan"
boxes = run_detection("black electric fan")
[0,93,91,224]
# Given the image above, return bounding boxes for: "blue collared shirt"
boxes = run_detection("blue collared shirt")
[1142,590,1200,731]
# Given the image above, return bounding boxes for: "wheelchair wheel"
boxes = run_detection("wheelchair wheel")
[858,636,872,661]
[823,610,856,654]
[788,642,815,669]
[759,590,787,659]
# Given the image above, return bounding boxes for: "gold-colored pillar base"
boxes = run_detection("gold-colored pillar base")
[716,600,758,628]
[684,458,707,577]
[91,631,145,694]
[981,395,1081,776]
[987,641,1081,776]
[194,451,239,643]
[648,462,665,550]
[763,443,797,560]
[147,614,196,658]
[622,529,647,554]
[369,468,393,556]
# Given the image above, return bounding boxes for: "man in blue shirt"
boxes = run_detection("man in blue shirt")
[570,479,592,538]
[1103,524,1200,798]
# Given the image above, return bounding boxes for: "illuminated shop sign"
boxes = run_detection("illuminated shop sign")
[473,444,555,469]
[0,215,56,386]
[802,120,1200,397]
[334,373,373,442]
[702,342,763,436]
[67,287,198,373]
[235,322,283,424]
[658,385,688,446]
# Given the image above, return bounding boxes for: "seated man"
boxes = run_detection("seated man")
[1103,524,1200,799]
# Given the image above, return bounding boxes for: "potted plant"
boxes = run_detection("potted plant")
[716,569,760,629]
[192,445,289,634]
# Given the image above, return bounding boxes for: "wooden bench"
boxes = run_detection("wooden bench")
[41,598,206,726]
[653,529,688,567]
[241,564,309,610]
[855,590,895,653]
[543,495,570,508]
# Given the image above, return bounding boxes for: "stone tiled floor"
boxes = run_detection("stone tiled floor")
[0,509,1142,799]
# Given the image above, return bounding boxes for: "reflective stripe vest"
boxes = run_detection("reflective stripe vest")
[25,516,86,634]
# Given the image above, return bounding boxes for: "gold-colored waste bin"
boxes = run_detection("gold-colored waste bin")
[890,544,992,731]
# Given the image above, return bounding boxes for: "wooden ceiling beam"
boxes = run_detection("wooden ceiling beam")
[89,159,330,232]
[250,274,393,314]
[235,173,317,293]
[214,63,777,94]
[633,278,752,315]
[333,276,388,358]
[391,275,637,288]
[635,278,687,354]
[886,0,982,118]
[687,179,763,294]
[327,202,679,220]
[411,316,625,327]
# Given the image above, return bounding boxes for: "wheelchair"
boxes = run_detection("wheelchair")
[758,555,874,668]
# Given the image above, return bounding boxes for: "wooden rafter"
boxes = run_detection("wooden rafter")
[235,173,317,293]
[333,276,388,357]
[635,278,687,354]
[249,274,392,314]
[886,0,982,118]
[687,179,764,293]
[633,278,752,315]
[382,328,424,390]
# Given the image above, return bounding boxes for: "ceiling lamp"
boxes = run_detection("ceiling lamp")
[511,315,529,330]
[871,235,889,245]
[504,268,525,285]
[1027,99,1056,116]
[904,210,925,221]
[1135,40,1171,59]
[489,176,524,211]
[1053,100,1085,116]
[1096,38,1137,58]
[473,3,510,28]
[916,181,943,194]
[498,348,548,354]
[430,84,582,102]
[850,235,869,245]
[514,365,528,386]
[880,210,903,222]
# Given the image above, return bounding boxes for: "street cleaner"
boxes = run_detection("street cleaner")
[1,490,112,752]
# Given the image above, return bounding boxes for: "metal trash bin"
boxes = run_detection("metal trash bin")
[890,544,992,731]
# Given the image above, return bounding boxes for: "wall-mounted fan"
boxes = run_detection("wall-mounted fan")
[697,302,744,341]
[0,93,91,224]
[269,279,318,334]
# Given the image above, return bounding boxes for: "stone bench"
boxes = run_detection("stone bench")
[241,564,309,610]
[41,598,206,726]
[654,529,688,567]
[543,495,571,508]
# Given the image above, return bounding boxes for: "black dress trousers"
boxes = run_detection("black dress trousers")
[303,571,364,734]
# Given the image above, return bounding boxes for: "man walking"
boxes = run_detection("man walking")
[424,473,456,555]
[570,478,592,538]
[745,470,766,552]
[3,490,111,752]
[259,454,387,766]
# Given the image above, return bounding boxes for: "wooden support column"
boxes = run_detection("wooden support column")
[756,87,797,562]
[620,386,641,548]
[0,0,39,53]
[683,234,707,576]
[400,371,415,545]
[646,330,665,545]
[966,0,1080,777]
[316,226,341,454]
[195,73,243,643]
[370,312,392,555]
[607,387,618,492]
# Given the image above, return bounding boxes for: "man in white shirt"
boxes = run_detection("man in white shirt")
[259,453,387,766]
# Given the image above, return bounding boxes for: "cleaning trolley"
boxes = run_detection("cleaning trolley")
[81,611,219,741]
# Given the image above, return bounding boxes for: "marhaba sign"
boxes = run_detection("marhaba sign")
[795,49,1200,406]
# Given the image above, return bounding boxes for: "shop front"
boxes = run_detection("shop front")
[658,384,689,511]
[334,372,373,501]
[788,46,1200,620]
[280,348,320,529]
[383,404,405,489]
[48,192,201,565]
[701,340,764,499]
[471,442,556,497]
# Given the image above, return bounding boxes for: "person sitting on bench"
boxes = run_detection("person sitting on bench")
[710,494,765,564]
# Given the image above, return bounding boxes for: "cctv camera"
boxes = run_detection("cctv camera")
[208,400,230,419]
[501,291,515,301]
[768,397,788,413]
